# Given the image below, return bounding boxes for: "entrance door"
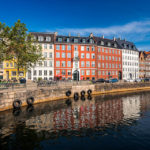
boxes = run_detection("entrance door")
[73,70,79,81]
[118,71,122,80]
[28,70,31,80]
[6,71,9,80]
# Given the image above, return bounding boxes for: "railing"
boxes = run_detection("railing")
[0,83,26,90]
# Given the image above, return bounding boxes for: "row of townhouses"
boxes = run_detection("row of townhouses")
[0,32,141,81]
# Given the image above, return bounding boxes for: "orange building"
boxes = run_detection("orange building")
[54,34,122,81]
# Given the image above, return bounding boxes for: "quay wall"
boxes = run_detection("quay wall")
[0,82,150,112]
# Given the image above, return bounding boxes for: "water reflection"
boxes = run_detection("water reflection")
[1,92,150,149]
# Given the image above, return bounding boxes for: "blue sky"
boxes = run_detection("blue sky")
[0,0,150,50]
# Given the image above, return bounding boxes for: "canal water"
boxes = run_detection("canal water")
[0,92,150,150]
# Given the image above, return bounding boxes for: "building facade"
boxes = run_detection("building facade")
[26,32,56,81]
[95,37,122,80]
[54,34,97,80]
[139,51,150,78]
[116,39,139,80]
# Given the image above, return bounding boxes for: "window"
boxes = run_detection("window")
[90,39,93,43]
[92,70,95,75]
[81,46,84,51]
[102,48,104,52]
[114,43,117,47]
[67,53,71,58]
[44,61,47,67]
[67,45,71,50]
[98,71,101,75]
[62,61,65,67]
[68,70,71,75]
[39,70,42,76]
[98,63,101,68]
[44,44,47,49]
[86,46,90,51]
[112,64,114,68]
[11,71,16,76]
[109,49,111,53]
[62,70,66,75]
[106,56,108,60]
[56,70,60,75]
[67,61,71,67]
[91,53,95,59]
[56,45,60,50]
[92,46,95,51]
[58,37,62,42]
[49,52,52,58]
[62,45,65,50]
[105,49,108,53]
[81,70,84,75]
[112,50,114,54]
[44,70,47,76]
[82,39,86,43]
[39,61,42,66]
[56,52,60,58]
[92,61,95,67]
[62,52,66,58]
[109,56,111,60]
[115,50,117,54]
[46,36,51,42]
[86,70,90,75]
[74,38,78,43]
[81,61,85,67]
[98,48,100,52]
[33,70,37,76]
[101,41,104,45]
[10,63,13,67]
[108,42,111,46]
[81,53,85,58]
[102,56,104,60]
[106,63,108,68]
[109,63,111,68]
[56,61,60,67]
[49,70,53,75]
[67,38,70,43]
[38,36,43,41]
[74,45,78,51]
[86,61,90,67]
[86,53,90,59]
[112,56,114,61]
[102,63,104,68]
[18,72,24,76]
[49,61,53,67]
[44,52,47,58]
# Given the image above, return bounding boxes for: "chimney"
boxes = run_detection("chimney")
[90,33,93,38]
[68,32,71,37]
[54,32,58,36]
[102,35,104,39]
[113,37,116,41]
[77,33,80,37]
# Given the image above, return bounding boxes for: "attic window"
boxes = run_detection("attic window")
[46,36,51,42]
[38,36,44,41]
[74,38,78,43]
[90,39,93,44]
[101,41,104,45]
[114,43,117,48]
[67,38,70,42]
[58,37,62,42]
[124,44,126,48]
[82,39,86,43]
[107,42,111,46]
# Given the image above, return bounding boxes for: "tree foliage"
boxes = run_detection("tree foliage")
[0,19,43,78]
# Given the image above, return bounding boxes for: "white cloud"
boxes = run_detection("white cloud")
[55,20,150,43]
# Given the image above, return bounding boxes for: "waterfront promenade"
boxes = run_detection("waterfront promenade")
[1,81,150,112]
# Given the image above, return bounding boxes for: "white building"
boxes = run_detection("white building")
[26,32,56,81]
[116,39,139,80]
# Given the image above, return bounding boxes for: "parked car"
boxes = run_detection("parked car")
[134,78,141,82]
[92,78,106,83]
[144,78,150,82]
[124,79,134,82]
[109,78,118,83]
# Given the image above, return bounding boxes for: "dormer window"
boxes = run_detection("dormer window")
[58,37,62,42]
[74,38,78,43]
[101,41,104,45]
[82,39,86,43]
[67,38,70,42]
[107,42,111,46]
[90,39,93,44]
[46,36,51,42]
[124,44,126,48]
[114,43,117,48]
[38,36,44,41]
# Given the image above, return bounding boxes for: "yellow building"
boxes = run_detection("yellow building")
[3,60,26,80]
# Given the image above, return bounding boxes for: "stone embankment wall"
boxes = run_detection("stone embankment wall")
[0,82,150,112]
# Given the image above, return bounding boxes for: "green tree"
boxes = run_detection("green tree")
[0,20,43,80]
